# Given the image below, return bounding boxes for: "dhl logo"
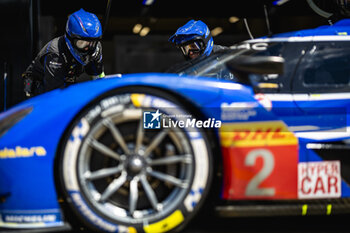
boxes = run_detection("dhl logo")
[220,121,298,147]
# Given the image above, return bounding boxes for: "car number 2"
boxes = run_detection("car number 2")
[245,149,275,196]
[221,144,298,200]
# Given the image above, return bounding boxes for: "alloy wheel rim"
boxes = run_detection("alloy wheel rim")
[77,108,194,223]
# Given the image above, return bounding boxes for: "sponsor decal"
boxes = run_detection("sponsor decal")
[221,102,258,121]
[65,118,90,191]
[85,94,131,123]
[0,146,46,159]
[0,209,62,227]
[49,60,62,68]
[71,192,118,232]
[230,42,268,51]
[184,187,203,210]
[298,161,341,199]
[184,139,208,212]
[2,214,57,223]
[220,121,298,147]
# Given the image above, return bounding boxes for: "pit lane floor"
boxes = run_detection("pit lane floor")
[4,214,348,233]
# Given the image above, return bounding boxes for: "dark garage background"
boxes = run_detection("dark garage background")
[0,0,338,111]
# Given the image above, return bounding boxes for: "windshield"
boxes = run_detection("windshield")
[177,50,243,81]
[174,41,285,83]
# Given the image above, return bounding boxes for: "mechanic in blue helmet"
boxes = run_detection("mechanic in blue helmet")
[22,9,105,97]
[169,19,227,60]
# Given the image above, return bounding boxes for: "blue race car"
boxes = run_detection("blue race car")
[2,19,350,233]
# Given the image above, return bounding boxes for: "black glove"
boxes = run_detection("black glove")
[90,42,102,63]
[22,72,33,97]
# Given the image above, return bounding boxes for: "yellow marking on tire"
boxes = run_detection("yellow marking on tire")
[144,210,184,233]
[326,204,332,215]
[302,204,308,216]
[128,226,137,233]
[130,94,145,107]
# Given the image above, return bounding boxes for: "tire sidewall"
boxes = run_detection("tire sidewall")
[60,90,213,233]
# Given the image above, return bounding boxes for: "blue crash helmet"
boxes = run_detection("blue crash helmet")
[65,9,102,65]
[169,20,213,59]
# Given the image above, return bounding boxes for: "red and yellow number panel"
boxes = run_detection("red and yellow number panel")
[220,121,299,200]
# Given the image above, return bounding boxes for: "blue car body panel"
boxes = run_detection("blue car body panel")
[269,19,350,37]
[3,19,350,228]
[0,74,255,227]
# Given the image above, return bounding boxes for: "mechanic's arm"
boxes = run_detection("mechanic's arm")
[85,42,105,79]
[22,63,35,97]
[41,53,67,93]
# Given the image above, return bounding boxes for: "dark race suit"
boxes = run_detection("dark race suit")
[22,36,103,96]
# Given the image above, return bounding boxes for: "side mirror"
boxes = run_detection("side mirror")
[226,55,284,75]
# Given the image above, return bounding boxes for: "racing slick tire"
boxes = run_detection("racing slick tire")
[59,88,213,233]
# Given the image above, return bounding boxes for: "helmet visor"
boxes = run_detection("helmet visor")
[180,41,202,56]
[74,39,97,52]
[74,39,97,53]
[76,40,91,49]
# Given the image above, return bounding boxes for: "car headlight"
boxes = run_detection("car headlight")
[0,107,33,138]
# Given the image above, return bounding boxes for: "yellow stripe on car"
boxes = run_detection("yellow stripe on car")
[302,204,308,216]
[258,83,279,89]
[326,204,332,215]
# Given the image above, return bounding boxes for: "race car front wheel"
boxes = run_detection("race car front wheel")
[59,89,213,233]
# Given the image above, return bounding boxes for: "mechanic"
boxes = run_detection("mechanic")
[169,19,227,60]
[22,8,105,97]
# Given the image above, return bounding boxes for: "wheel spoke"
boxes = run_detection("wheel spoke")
[143,129,169,157]
[147,170,188,188]
[84,165,123,181]
[150,154,192,166]
[87,138,121,161]
[135,118,144,154]
[129,178,139,215]
[103,118,131,155]
[140,175,160,211]
[99,172,127,203]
